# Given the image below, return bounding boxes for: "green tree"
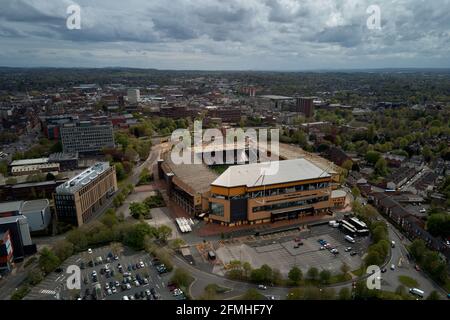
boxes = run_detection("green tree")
[338,287,351,300]
[66,229,89,251]
[306,267,319,281]
[53,240,74,262]
[342,159,353,171]
[170,268,193,288]
[365,151,381,164]
[374,157,388,176]
[0,160,7,176]
[426,213,450,238]
[115,162,126,180]
[129,202,149,219]
[340,262,350,276]
[38,248,61,274]
[351,186,361,198]
[26,269,44,286]
[156,225,172,242]
[288,266,303,285]
[250,264,273,284]
[319,269,331,285]
[241,289,265,300]
[426,291,441,300]
[123,223,155,250]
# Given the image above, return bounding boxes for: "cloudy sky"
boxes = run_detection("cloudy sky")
[0,0,449,70]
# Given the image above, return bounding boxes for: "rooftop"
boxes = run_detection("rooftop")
[21,199,50,213]
[212,158,330,188]
[56,162,110,194]
[10,158,49,167]
[332,189,347,198]
[0,201,23,214]
[259,95,294,100]
[163,153,218,195]
[49,152,79,161]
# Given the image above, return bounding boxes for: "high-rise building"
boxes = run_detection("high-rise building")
[296,97,315,118]
[60,121,115,153]
[54,163,118,227]
[127,89,140,104]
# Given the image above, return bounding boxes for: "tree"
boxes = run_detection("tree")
[351,186,361,198]
[38,248,61,274]
[306,267,319,281]
[338,287,351,300]
[409,239,427,263]
[250,264,273,284]
[170,268,193,288]
[365,151,381,164]
[115,162,126,180]
[241,289,265,300]
[288,266,303,285]
[0,161,8,176]
[129,202,149,219]
[27,269,44,286]
[46,172,56,181]
[156,225,172,242]
[426,291,441,300]
[426,213,450,238]
[374,157,388,176]
[319,269,331,285]
[53,240,74,262]
[342,159,353,171]
[123,223,155,250]
[66,229,89,251]
[340,262,350,276]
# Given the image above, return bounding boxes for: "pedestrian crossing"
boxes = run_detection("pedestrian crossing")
[40,289,56,295]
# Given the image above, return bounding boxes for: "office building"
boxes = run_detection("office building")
[208,159,332,225]
[54,163,118,227]
[127,89,140,104]
[296,97,315,118]
[60,122,115,153]
[48,152,79,171]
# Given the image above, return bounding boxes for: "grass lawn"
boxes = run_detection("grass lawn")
[398,275,419,288]
[351,266,366,277]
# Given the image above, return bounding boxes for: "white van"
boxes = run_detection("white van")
[345,235,356,243]
[409,288,424,298]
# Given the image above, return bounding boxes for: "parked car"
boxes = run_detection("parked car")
[350,252,357,256]
[345,247,352,252]
[258,284,267,290]
[390,264,396,270]
[381,268,387,273]
[415,265,421,271]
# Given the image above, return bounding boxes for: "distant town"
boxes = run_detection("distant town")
[0,68,449,301]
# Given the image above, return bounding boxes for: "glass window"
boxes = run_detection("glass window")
[211,203,224,217]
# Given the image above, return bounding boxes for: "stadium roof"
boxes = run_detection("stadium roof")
[212,158,330,188]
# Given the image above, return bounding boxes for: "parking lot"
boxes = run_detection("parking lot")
[25,245,180,300]
[215,225,369,276]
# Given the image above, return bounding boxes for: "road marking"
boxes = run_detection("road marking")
[40,289,56,295]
